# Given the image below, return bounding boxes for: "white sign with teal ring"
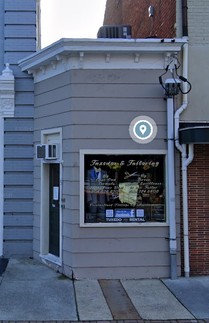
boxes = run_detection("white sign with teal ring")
[129,116,157,144]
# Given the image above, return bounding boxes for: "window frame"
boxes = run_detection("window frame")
[80,149,168,227]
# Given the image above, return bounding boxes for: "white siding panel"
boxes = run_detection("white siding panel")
[4,228,33,240]
[5,39,36,51]
[5,0,36,10]
[4,146,33,158]
[3,0,36,258]
[4,215,33,226]
[4,119,33,131]
[5,25,36,38]
[4,173,33,185]
[4,201,33,213]
[70,69,161,84]
[70,83,162,98]
[62,125,166,139]
[4,51,36,64]
[4,187,33,199]
[70,97,166,112]
[70,225,169,239]
[15,79,34,92]
[63,237,169,253]
[4,132,33,144]
[4,242,32,256]
[5,12,36,24]
[61,111,166,125]
[72,266,170,280]
[69,138,167,151]
[15,92,34,105]
[14,106,34,118]
[4,160,33,172]
[72,252,169,267]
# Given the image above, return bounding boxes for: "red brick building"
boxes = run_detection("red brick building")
[187,145,209,275]
[103,0,209,277]
[104,0,176,38]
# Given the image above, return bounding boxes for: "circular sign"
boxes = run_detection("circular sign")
[129,116,157,144]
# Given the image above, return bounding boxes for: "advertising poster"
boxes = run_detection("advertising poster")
[84,154,165,224]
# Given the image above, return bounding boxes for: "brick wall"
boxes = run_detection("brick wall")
[187,144,209,275]
[104,0,176,38]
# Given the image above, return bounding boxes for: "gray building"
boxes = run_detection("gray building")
[19,38,186,279]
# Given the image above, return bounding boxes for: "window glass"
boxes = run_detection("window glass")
[84,154,165,224]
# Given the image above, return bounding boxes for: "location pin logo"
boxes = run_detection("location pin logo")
[139,125,147,135]
[129,116,157,144]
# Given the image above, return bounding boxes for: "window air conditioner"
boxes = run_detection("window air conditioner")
[36,144,59,160]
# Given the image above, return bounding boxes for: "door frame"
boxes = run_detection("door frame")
[39,128,62,265]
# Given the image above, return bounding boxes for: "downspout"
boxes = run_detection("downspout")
[167,96,177,279]
[182,0,188,37]
[174,40,193,277]
[174,40,188,154]
[181,143,193,277]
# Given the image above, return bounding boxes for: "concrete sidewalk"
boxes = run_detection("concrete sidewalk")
[0,258,77,321]
[0,258,209,321]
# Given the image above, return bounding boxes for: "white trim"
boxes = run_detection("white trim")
[40,253,62,266]
[42,127,63,136]
[0,64,15,117]
[18,38,187,83]
[80,149,168,228]
[80,149,167,155]
[19,37,186,70]
[39,128,63,264]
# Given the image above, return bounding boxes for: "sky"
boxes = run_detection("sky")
[40,0,107,48]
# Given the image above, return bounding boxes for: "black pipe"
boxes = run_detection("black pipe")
[182,0,188,36]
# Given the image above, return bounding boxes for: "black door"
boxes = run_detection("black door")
[49,163,60,257]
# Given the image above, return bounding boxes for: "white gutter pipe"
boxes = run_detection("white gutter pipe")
[174,39,189,153]
[174,39,194,277]
[181,143,194,277]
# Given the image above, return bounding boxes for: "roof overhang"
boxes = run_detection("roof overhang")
[179,126,209,144]
[18,38,187,82]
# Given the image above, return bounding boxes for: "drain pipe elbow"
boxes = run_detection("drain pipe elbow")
[174,103,187,153]
[174,41,189,153]
[184,143,194,167]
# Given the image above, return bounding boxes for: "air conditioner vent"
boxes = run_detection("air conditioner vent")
[36,144,46,159]
[36,144,59,160]
[97,25,132,39]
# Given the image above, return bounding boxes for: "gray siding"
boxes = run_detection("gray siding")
[33,69,179,279]
[3,0,36,257]
[0,1,4,69]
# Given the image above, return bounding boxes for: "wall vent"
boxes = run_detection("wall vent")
[97,25,132,39]
[36,144,59,160]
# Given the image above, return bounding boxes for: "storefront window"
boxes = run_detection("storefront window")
[83,153,166,224]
